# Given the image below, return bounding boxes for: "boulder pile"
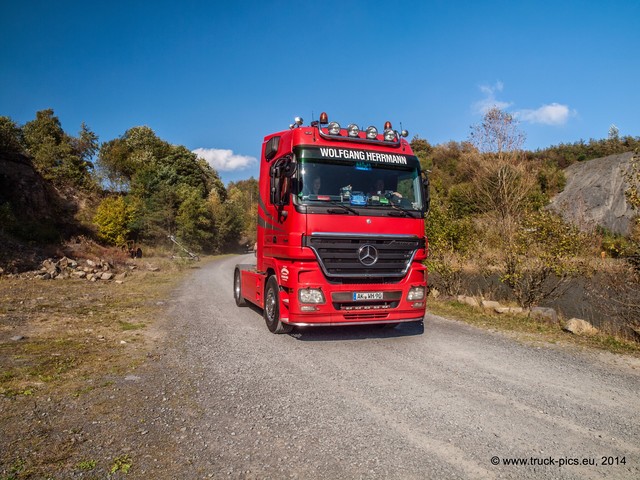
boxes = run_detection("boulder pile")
[33,256,130,283]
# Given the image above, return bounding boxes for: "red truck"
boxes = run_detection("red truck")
[234,113,429,333]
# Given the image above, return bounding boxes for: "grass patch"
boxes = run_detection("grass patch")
[428,298,640,355]
[119,320,145,331]
[0,254,217,478]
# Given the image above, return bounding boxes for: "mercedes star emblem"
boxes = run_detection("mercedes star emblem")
[358,244,378,266]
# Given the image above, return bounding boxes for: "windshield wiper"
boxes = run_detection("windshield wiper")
[387,203,417,217]
[328,201,360,215]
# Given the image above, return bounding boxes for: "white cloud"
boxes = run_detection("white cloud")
[192,148,257,172]
[473,81,512,114]
[516,103,573,126]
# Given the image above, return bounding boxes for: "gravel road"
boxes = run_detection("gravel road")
[144,254,640,479]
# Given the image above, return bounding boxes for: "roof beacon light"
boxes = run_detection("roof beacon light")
[366,126,378,139]
[319,112,329,124]
[347,124,359,137]
[384,121,392,130]
[384,129,396,141]
[328,122,341,135]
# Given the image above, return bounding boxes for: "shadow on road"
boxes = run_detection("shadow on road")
[289,321,424,342]
[244,304,424,341]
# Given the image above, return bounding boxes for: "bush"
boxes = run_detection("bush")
[497,210,587,309]
[93,196,135,246]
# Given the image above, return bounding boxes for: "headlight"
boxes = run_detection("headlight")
[328,122,341,135]
[366,126,378,139]
[406,286,425,301]
[384,129,396,141]
[299,288,326,304]
[347,124,359,137]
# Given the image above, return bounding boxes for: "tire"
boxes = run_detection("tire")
[263,276,293,334]
[234,269,248,307]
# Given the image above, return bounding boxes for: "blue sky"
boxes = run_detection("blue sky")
[2,1,639,184]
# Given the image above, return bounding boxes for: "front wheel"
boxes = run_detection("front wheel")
[263,276,293,334]
[234,269,247,307]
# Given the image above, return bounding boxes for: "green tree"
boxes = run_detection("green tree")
[0,116,22,154]
[93,196,135,245]
[21,109,96,188]
[175,186,214,251]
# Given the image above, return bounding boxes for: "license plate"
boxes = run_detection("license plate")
[353,292,383,301]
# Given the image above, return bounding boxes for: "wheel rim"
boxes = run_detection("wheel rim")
[234,273,240,299]
[265,287,276,322]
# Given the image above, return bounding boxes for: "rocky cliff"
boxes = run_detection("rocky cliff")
[549,152,638,235]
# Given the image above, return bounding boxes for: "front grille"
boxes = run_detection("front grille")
[303,234,423,279]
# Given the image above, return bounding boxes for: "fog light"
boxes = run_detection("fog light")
[347,124,359,137]
[412,302,425,308]
[366,126,378,139]
[384,129,396,141]
[328,122,341,135]
[299,288,326,304]
[406,286,425,301]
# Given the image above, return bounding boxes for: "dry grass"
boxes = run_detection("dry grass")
[0,255,197,399]
[428,297,640,356]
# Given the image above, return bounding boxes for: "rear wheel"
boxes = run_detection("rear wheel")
[234,269,247,307]
[264,276,293,334]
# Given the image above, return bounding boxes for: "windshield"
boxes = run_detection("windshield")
[294,147,423,212]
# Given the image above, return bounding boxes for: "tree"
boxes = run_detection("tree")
[467,108,534,222]
[469,107,526,160]
[0,116,22,154]
[21,109,96,188]
[175,186,214,251]
[93,196,135,245]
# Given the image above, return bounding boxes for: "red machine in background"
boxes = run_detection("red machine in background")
[234,113,430,333]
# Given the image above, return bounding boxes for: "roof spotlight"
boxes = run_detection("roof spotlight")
[328,121,341,135]
[384,129,396,141]
[366,126,378,139]
[401,130,409,137]
[347,124,359,137]
[294,117,303,126]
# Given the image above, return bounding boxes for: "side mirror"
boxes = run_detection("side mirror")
[421,171,431,214]
[265,136,280,161]
[269,156,295,206]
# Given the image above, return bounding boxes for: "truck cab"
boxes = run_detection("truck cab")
[234,113,429,333]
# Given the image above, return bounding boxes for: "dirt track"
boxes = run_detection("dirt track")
[5,254,638,479]
[142,254,639,479]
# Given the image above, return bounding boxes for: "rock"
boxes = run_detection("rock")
[10,335,25,341]
[37,273,51,280]
[563,318,599,336]
[549,152,637,235]
[456,295,479,308]
[495,306,524,314]
[482,300,502,309]
[147,265,160,272]
[86,259,96,267]
[101,272,114,281]
[531,307,558,323]
[72,270,87,278]
[115,272,127,281]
